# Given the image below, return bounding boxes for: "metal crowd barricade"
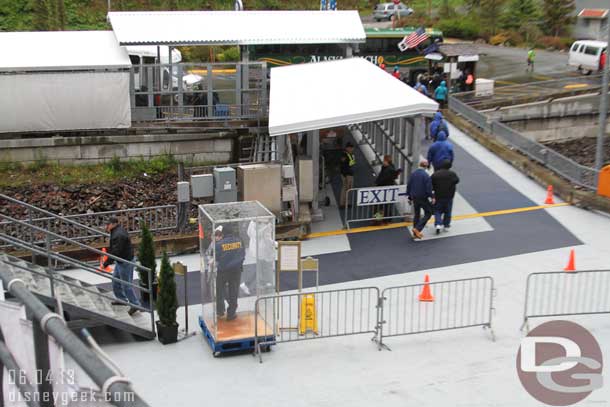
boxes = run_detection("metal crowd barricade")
[521,270,610,332]
[254,287,381,363]
[378,277,495,350]
[343,187,406,229]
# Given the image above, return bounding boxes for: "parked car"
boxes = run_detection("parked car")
[373,2,413,21]
[568,40,607,74]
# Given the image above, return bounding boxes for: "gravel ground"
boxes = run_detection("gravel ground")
[544,137,610,168]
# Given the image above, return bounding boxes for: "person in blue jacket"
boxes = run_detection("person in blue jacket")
[213,226,246,321]
[434,80,448,109]
[406,160,434,239]
[427,130,454,171]
[429,111,449,141]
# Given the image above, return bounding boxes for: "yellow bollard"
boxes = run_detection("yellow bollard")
[298,294,318,335]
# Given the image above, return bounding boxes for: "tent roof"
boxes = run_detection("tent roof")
[107,10,365,46]
[0,31,131,72]
[268,58,438,137]
[437,43,480,58]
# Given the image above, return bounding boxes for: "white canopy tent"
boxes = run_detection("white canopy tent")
[268,57,438,220]
[107,10,365,46]
[0,31,131,134]
[269,57,438,136]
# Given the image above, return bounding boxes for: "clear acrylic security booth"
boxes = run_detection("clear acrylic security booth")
[198,201,276,355]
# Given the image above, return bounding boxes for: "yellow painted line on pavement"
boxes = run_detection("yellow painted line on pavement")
[564,83,589,89]
[304,203,570,239]
[189,68,237,74]
[532,74,552,81]
[495,80,516,85]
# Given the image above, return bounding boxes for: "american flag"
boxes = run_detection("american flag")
[398,27,429,52]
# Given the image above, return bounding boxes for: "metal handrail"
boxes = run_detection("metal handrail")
[2,257,150,313]
[0,213,147,273]
[0,193,109,239]
[0,213,156,334]
[0,232,143,289]
[0,266,150,407]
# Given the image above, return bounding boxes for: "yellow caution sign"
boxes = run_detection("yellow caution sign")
[298,294,318,335]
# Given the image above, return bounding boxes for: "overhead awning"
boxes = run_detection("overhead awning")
[578,9,608,19]
[0,31,131,72]
[108,10,366,46]
[268,58,438,137]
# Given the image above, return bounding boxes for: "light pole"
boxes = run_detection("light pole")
[595,16,610,170]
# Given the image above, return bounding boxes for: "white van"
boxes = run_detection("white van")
[568,40,607,74]
[125,45,186,91]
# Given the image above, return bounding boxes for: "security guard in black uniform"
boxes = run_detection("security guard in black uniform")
[214,226,246,321]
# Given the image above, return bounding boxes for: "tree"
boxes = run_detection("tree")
[500,0,539,31]
[32,0,49,31]
[480,0,506,36]
[542,0,575,37]
[165,0,178,10]
[56,0,65,30]
[138,224,157,302]
[156,252,178,327]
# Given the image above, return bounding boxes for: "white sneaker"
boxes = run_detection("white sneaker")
[443,226,451,232]
[435,225,441,235]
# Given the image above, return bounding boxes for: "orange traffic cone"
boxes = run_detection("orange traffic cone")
[544,185,555,205]
[98,248,112,274]
[418,274,435,302]
[564,249,576,272]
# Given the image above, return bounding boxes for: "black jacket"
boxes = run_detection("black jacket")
[104,225,134,266]
[431,168,460,200]
[340,151,356,176]
[376,163,399,186]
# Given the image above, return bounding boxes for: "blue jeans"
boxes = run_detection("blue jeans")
[112,260,140,306]
[434,198,454,227]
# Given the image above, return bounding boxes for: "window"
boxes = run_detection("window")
[578,44,585,53]
[584,46,600,56]
[570,43,579,52]
[129,55,140,65]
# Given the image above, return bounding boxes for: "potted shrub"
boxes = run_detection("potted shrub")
[156,252,178,344]
[138,225,158,307]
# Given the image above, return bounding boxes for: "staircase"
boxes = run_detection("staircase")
[0,195,156,340]
[0,254,154,338]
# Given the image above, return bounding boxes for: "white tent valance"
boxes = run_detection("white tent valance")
[268,58,438,137]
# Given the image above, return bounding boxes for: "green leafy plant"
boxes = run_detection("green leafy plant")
[156,252,178,327]
[138,224,157,291]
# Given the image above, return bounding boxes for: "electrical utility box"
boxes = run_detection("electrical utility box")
[191,174,214,199]
[213,167,237,203]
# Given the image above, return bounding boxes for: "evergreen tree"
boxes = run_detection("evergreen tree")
[480,0,506,35]
[166,0,178,10]
[542,0,575,37]
[156,252,178,327]
[32,0,49,31]
[138,224,157,291]
[500,0,539,30]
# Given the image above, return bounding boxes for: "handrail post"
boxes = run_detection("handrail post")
[45,219,55,299]
[28,208,36,265]
[148,267,156,337]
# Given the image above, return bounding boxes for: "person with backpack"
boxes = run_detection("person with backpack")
[429,111,449,141]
